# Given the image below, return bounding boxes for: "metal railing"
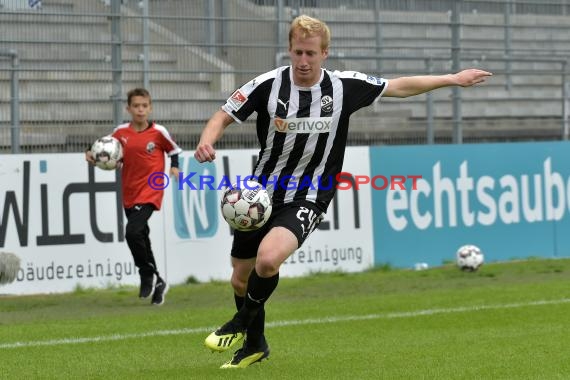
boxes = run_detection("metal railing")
[1,0,570,152]
[0,48,19,153]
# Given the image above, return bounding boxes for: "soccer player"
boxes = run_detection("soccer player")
[194,15,491,368]
[86,88,182,305]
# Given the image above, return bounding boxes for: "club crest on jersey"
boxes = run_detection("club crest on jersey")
[146,141,156,153]
[321,95,333,113]
[228,89,247,111]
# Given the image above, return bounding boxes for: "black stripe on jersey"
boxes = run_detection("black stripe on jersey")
[253,79,276,154]
[293,72,333,203]
[254,110,271,156]
[271,89,312,204]
[275,68,291,119]
[296,90,312,118]
[258,68,291,187]
[315,91,353,209]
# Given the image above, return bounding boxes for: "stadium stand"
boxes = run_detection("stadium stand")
[1,0,569,151]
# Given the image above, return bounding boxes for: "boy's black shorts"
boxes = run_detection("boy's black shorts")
[230,200,324,259]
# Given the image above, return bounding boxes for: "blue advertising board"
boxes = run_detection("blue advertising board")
[370,141,570,268]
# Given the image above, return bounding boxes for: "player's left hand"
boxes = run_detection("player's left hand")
[454,69,493,87]
[170,167,180,180]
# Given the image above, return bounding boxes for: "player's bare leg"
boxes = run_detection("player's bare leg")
[206,227,296,368]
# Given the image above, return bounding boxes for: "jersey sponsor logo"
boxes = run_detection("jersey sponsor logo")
[366,75,384,86]
[321,95,333,113]
[228,89,247,111]
[274,118,287,132]
[273,117,333,134]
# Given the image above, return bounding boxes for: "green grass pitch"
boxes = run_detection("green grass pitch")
[1,258,570,379]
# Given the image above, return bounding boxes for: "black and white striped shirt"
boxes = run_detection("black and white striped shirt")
[222,66,387,212]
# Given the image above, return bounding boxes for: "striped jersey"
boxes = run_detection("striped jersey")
[222,66,388,212]
[113,122,182,210]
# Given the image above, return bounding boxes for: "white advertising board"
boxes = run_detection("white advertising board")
[0,154,158,294]
[1,147,373,295]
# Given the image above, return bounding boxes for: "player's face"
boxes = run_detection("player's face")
[289,32,328,87]
[126,95,152,125]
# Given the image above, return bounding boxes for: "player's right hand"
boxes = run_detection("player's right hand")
[85,150,96,165]
[194,143,216,162]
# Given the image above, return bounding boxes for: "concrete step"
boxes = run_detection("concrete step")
[328,8,570,54]
[0,0,74,12]
[0,81,215,99]
[0,99,223,122]
[0,59,180,73]
[0,12,107,26]
[0,69,214,84]
[0,41,181,61]
[333,33,570,52]
[377,98,562,119]
[0,79,223,100]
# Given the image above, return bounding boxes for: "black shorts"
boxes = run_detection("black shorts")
[230,200,324,260]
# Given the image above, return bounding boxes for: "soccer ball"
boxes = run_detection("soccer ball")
[456,244,484,272]
[220,181,272,231]
[0,251,21,285]
[90,135,123,170]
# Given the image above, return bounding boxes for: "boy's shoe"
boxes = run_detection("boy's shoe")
[151,278,168,305]
[204,318,246,352]
[139,274,154,299]
[220,339,270,369]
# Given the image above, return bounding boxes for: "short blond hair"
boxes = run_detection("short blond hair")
[289,15,331,51]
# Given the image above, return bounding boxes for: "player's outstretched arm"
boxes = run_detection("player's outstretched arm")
[383,68,492,98]
[194,110,234,163]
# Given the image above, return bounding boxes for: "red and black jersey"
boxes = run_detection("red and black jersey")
[112,122,182,210]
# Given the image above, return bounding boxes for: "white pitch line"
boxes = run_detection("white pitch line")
[2,298,569,350]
